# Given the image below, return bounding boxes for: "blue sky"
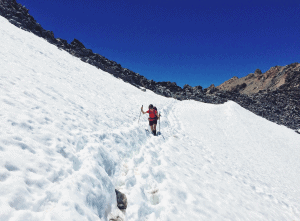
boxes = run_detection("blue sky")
[18,0,300,88]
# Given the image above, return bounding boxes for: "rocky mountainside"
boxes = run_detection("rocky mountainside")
[1,0,299,132]
[213,63,300,131]
[217,63,300,94]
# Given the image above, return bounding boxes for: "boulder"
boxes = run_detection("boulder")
[70,38,86,49]
[115,189,127,210]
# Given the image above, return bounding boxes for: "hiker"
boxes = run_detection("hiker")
[141,104,160,135]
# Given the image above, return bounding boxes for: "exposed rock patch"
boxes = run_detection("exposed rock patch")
[115,189,127,210]
[217,64,300,95]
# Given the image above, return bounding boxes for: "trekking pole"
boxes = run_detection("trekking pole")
[159,113,165,139]
[159,112,161,135]
[138,105,143,124]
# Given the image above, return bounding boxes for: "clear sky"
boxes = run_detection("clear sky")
[17,0,300,88]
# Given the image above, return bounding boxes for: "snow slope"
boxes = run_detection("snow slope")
[1,15,300,221]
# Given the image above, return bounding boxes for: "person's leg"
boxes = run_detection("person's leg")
[153,124,157,135]
[149,121,154,132]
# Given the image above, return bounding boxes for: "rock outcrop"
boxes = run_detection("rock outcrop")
[212,63,300,130]
[1,0,299,132]
[217,64,300,94]
[115,189,127,210]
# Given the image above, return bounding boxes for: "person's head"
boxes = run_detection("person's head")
[149,104,153,109]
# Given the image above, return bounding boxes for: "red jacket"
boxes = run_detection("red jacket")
[146,109,157,121]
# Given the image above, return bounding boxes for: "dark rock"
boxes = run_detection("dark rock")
[115,189,127,210]
[56,38,69,48]
[70,38,86,49]
[254,69,262,75]
[232,83,247,93]
[183,84,192,91]
[42,30,55,42]
[206,84,218,94]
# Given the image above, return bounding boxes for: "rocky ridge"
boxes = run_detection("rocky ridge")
[1,0,299,131]
[217,64,300,94]
[215,63,300,131]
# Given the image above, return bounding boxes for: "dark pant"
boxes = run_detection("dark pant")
[149,120,157,126]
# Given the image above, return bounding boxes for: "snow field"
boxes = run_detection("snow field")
[0,15,177,220]
[1,15,300,221]
[175,101,300,219]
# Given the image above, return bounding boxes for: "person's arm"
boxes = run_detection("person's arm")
[141,106,147,114]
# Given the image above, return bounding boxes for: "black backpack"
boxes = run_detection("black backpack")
[153,107,158,120]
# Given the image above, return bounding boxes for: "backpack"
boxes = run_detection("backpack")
[148,107,158,120]
[153,107,158,119]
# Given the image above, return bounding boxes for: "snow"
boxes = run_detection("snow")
[1,15,300,221]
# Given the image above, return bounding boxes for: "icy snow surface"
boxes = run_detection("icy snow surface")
[1,16,300,221]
